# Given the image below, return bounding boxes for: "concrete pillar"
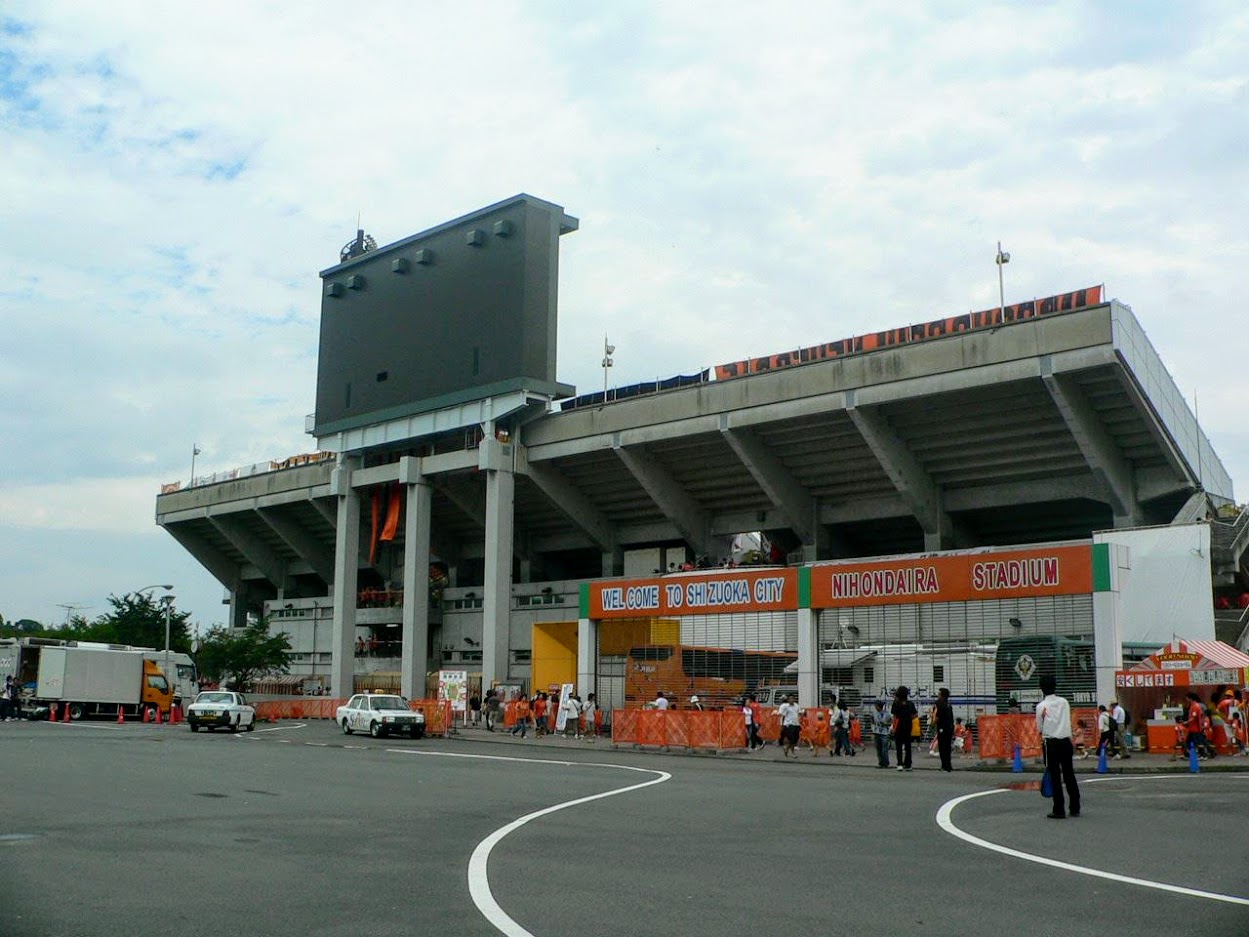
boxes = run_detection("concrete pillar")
[400,457,431,700]
[482,463,515,688]
[577,617,598,698]
[601,547,624,577]
[797,607,818,709]
[227,583,250,630]
[330,461,360,699]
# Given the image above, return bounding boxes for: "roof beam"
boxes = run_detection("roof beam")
[1041,362,1139,523]
[161,525,240,591]
[435,477,529,562]
[613,441,712,556]
[846,394,954,549]
[257,508,335,584]
[522,458,618,552]
[720,425,816,544]
[208,514,289,589]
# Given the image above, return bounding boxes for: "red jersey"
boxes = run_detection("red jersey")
[534,698,548,719]
[1187,700,1204,734]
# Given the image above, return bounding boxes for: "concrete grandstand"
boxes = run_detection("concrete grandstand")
[155,200,1248,703]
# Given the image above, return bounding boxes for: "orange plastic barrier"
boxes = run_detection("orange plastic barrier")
[636,710,668,747]
[756,711,781,742]
[612,709,639,744]
[686,711,723,749]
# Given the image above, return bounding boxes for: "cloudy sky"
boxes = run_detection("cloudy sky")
[2,2,1246,632]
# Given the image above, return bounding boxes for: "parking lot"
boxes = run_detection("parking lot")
[2,719,1246,937]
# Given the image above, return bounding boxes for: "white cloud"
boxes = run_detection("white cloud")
[2,1,1247,628]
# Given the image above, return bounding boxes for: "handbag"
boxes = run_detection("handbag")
[1040,769,1053,797]
[910,715,922,738]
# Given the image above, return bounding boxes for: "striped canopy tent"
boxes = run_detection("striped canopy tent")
[1115,639,1249,691]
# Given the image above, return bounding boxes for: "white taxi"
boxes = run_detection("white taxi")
[187,690,256,733]
[335,693,425,739]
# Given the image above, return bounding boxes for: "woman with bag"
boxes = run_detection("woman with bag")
[891,686,917,771]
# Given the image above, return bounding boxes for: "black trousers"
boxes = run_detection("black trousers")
[937,728,954,770]
[1043,737,1081,816]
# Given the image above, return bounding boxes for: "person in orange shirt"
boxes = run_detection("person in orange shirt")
[509,695,531,738]
[953,717,974,757]
[532,693,549,737]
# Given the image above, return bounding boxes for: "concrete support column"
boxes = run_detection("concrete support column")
[400,457,431,700]
[577,617,598,698]
[227,583,250,630]
[797,607,818,709]
[330,461,361,699]
[601,547,624,577]
[482,466,515,688]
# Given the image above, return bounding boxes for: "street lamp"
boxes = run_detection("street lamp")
[601,335,615,404]
[132,584,174,684]
[160,595,177,688]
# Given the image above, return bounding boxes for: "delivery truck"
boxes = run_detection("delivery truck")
[10,639,174,721]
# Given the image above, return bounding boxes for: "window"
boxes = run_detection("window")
[933,665,945,683]
[863,666,874,684]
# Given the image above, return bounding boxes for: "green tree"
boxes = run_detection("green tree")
[194,621,292,691]
[79,593,193,651]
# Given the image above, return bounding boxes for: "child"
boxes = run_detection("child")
[1072,718,1089,759]
[1170,714,1188,761]
[953,717,973,756]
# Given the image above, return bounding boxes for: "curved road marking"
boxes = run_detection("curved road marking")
[390,749,671,937]
[936,775,1249,906]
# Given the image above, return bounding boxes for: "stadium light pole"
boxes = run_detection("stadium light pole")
[995,241,1011,312]
[601,335,615,404]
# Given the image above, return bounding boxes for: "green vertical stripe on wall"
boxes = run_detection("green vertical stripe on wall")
[579,582,590,618]
[1092,543,1111,592]
[798,567,811,608]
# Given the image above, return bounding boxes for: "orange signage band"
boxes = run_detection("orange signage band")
[715,286,1103,380]
[589,569,799,619]
[807,545,1093,608]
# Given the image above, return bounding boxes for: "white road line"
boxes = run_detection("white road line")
[389,749,671,937]
[936,776,1249,907]
[250,722,306,733]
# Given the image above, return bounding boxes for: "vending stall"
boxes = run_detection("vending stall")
[1114,639,1249,753]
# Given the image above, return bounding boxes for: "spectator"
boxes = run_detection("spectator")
[1097,705,1113,757]
[469,693,481,727]
[871,699,892,769]
[1111,699,1129,758]
[689,695,704,711]
[832,697,854,756]
[1185,692,1209,759]
[533,693,549,737]
[653,691,669,711]
[1072,719,1089,759]
[582,693,598,741]
[1036,673,1081,819]
[776,695,801,758]
[483,689,499,732]
[890,686,917,772]
[509,695,530,738]
[563,694,582,739]
[747,693,764,751]
[953,718,973,756]
[934,687,955,772]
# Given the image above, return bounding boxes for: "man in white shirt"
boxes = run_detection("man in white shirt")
[653,692,669,711]
[1036,674,1081,819]
[777,695,802,758]
[1110,699,1130,758]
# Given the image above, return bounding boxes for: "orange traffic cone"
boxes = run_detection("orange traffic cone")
[170,704,181,725]
[117,707,125,725]
[154,707,162,725]
[141,706,150,724]
[63,703,72,722]
[49,703,58,722]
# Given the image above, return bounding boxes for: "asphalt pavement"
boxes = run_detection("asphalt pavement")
[2,717,1245,937]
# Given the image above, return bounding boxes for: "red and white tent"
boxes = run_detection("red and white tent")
[1115,639,1249,690]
